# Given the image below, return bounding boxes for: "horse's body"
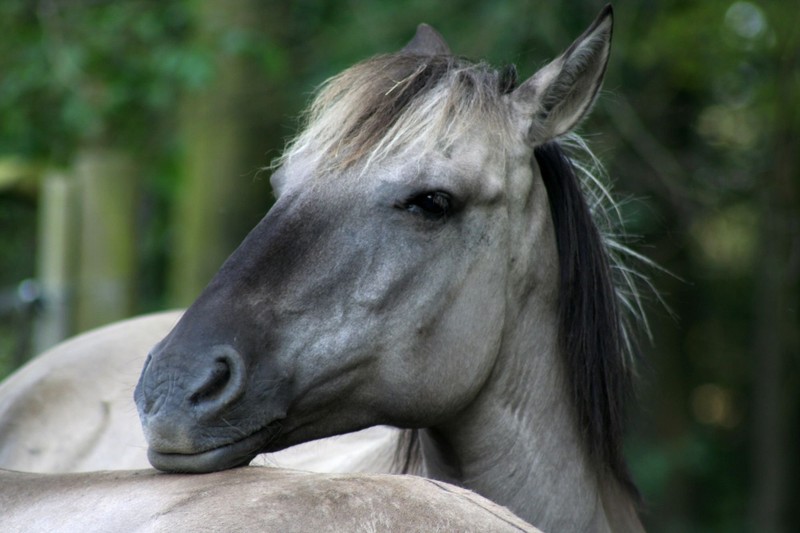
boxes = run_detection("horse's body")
[0,312,176,472]
[0,467,540,532]
[1,7,648,531]
[0,311,398,474]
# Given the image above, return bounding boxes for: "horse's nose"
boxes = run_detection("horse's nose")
[136,345,247,421]
[135,345,248,455]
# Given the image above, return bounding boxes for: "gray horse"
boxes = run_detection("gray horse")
[0,6,647,532]
[134,6,644,531]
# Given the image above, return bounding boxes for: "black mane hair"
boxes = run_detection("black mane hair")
[534,141,639,499]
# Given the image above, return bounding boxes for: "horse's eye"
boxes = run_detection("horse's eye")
[403,191,452,220]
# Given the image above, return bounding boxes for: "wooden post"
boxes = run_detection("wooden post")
[74,148,138,333]
[32,171,79,354]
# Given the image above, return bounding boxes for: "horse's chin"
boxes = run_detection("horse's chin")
[146,424,279,474]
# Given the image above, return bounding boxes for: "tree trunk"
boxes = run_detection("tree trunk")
[750,30,799,532]
[168,0,277,306]
[33,171,79,353]
[75,148,138,332]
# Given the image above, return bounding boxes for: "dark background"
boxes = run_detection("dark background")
[1,1,797,531]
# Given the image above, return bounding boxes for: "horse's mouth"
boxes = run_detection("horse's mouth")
[146,424,281,474]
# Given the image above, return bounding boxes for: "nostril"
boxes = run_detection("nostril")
[190,359,232,406]
[188,346,247,416]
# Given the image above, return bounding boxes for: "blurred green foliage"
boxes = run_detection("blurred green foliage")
[0,0,198,159]
[0,1,797,531]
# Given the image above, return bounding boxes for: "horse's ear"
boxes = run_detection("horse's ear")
[401,23,451,56]
[511,5,613,143]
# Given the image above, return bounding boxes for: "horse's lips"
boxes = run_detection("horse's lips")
[146,424,280,474]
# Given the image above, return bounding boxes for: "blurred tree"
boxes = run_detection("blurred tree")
[599,2,799,531]
[0,0,196,333]
[749,5,799,531]
[168,0,280,306]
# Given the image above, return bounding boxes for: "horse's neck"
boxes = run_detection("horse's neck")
[416,295,643,532]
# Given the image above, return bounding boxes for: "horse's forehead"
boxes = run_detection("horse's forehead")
[426,140,506,193]
[275,124,513,201]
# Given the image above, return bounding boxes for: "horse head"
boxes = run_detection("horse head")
[135,6,617,484]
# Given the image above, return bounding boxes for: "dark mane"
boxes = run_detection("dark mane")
[535,141,639,499]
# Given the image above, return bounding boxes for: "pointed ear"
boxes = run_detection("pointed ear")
[511,5,613,143]
[401,23,451,56]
